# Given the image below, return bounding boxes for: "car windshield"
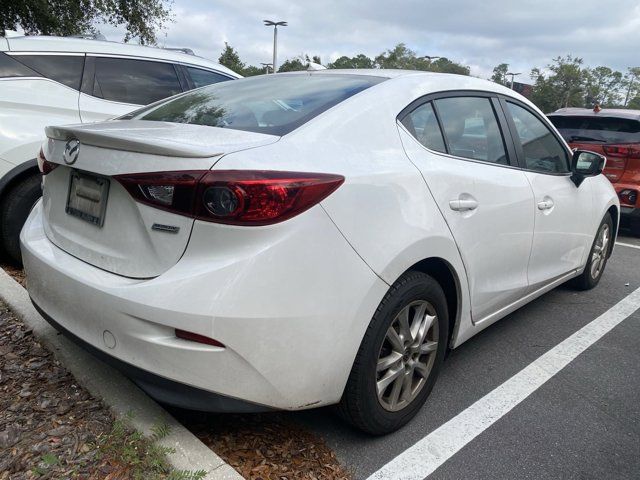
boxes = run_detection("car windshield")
[126,73,386,136]
[548,115,640,144]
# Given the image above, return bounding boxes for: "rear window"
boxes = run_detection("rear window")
[11,54,84,90]
[0,52,40,78]
[128,74,386,136]
[548,115,640,144]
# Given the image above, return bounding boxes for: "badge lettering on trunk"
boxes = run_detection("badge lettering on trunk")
[63,139,80,165]
[151,223,180,234]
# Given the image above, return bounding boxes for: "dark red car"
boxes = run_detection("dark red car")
[548,107,640,235]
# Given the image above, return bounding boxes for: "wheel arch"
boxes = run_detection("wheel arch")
[606,204,618,257]
[0,159,40,211]
[403,256,462,350]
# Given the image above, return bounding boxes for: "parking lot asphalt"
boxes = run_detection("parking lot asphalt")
[296,230,640,480]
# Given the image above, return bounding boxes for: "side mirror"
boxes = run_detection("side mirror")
[570,150,606,187]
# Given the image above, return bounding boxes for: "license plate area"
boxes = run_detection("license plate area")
[65,170,110,227]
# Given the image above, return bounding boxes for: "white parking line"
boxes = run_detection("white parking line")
[616,241,640,250]
[367,286,640,480]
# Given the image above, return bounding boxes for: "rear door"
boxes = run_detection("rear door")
[503,100,594,288]
[79,56,185,122]
[399,93,534,322]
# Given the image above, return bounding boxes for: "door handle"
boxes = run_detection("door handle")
[449,198,478,211]
[537,199,554,210]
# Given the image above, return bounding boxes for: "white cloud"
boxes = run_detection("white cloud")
[97,0,640,81]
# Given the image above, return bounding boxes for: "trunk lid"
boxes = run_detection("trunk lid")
[42,120,279,278]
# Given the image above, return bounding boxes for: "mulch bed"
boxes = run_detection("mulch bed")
[1,263,26,288]
[0,301,118,479]
[177,411,353,480]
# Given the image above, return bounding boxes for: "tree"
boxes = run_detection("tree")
[327,54,374,69]
[278,57,307,72]
[0,0,172,45]
[429,57,470,75]
[583,66,623,107]
[218,43,245,75]
[373,43,469,75]
[623,67,640,107]
[530,55,586,113]
[242,65,265,77]
[491,63,509,86]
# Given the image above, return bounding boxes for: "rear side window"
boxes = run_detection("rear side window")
[93,57,183,105]
[548,115,640,144]
[434,97,508,164]
[130,74,386,136]
[11,55,84,90]
[0,52,40,78]
[401,102,446,153]
[507,102,569,173]
[186,67,232,88]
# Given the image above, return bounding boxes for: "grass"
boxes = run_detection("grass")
[91,414,208,480]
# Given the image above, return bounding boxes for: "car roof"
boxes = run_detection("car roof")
[3,35,240,78]
[549,107,640,121]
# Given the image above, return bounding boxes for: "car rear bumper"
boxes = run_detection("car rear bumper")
[32,300,271,412]
[21,200,387,410]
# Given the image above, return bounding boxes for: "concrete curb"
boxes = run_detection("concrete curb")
[0,268,243,480]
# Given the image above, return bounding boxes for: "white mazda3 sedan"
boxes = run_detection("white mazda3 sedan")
[21,70,619,434]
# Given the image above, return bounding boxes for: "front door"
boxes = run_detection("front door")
[501,100,594,288]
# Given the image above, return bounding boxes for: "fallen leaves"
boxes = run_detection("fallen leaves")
[179,411,353,480]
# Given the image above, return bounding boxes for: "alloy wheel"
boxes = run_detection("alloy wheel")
[376,300,439,412]
[590,223,610,280]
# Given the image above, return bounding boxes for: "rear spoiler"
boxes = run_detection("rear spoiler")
[45,121,224,158]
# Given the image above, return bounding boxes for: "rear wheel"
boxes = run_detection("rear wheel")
[571,213,613,290]
[339,271,448,435]
[0,174,42,265]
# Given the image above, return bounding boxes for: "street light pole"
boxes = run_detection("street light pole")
[263,20,287,73]
[260,62,273,74]
[506,72,521,90]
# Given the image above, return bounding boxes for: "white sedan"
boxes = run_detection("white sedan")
[21,70,618,434]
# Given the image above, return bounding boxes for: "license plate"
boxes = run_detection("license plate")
[65,171,110,227]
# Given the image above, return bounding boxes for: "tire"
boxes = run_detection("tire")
[571,213,613,291]
[0,174,42,266]
[338,271,449,435]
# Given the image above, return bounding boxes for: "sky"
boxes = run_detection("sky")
[97,0,640,81]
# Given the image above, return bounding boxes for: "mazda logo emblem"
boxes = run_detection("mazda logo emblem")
[63,139,80,165]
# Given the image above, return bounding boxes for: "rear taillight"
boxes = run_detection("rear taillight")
[37,148,59,175]
[603,145,640,159]
[115,170,344,226]
[619,189,638,207]
[602,145,640,182]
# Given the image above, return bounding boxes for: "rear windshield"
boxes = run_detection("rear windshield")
[127,73,386,136]
[548,115,640,144]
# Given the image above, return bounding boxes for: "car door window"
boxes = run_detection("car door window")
[185,67,232,88]
[0,52,41,78]
[434,97,508,164]
[506,102,570,173]
[92,57,182,105]
[401,102,446,153]
[11,54,84,90]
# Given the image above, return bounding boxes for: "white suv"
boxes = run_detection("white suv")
[0,35,240,263]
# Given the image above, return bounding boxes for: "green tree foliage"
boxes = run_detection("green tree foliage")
[242,65,266,76]
[277,57,307,72]
[491,63,509,86]
[218,42,246,75]
[327,54,374,69]
[623,67,640,107]
[583,66,623,106]
[373,43,470,74]
[0,0,172,45]
[530,55,586,112]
